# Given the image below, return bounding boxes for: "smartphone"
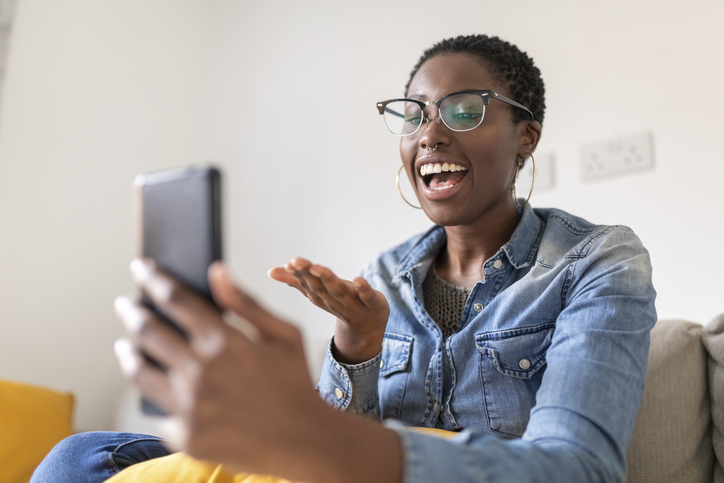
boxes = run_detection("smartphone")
[132,164,222,414]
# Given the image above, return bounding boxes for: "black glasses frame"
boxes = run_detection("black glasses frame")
[376,89,534,136]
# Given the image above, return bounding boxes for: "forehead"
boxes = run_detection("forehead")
[407,53,503,100]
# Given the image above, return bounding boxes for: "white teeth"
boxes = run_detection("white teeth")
[431,183,456,191]
[419,163,468,176]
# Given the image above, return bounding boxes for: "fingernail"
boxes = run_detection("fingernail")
[209,262,231,284]
[130,258,151,280]
[208,261,223,278]
[114,338,140,375]
[114,296,143,333]
[131,260,172,302]
[114,295,132,316]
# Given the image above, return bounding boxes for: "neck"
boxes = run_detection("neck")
[436,202,522,288]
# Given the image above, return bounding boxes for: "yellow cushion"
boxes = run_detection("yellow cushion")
[0,379,75,483]
[103,427,457,483]
[408,426,458,439]
[103,452,302,483]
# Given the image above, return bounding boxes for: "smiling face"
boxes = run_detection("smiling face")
[400,52,539,228]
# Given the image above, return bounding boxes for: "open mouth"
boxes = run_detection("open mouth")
[419,162,468,191]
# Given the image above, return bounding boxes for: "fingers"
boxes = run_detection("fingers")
[290,259,349,301]
[114,295,197,373]
[131,259,227,358]
[267,266,297,285]
[209,262,300,343]
[270,258,347,300]
[157,417,189,453]
[114,338,177,413]
[308,265,351,300]
[287,257,312,271]
[299,263,370,311]
[267,267,310,301]
[270,258,380,318]
[353,277,379,308]
[285,258,326,301]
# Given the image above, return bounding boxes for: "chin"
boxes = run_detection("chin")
[421,205,471,227]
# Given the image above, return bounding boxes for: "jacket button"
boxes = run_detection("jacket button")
[334,388,345,399]
[493,260,503,269]
[380,360,385,368]
[473,303,484,312]
[519,358,531,370]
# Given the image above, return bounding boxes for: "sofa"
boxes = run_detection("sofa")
[626,314,724,482]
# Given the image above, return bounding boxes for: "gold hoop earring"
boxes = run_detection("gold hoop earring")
[396,165,422,210]
[513,153,535,208]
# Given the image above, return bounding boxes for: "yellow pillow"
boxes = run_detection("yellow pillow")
[0,379,75,483]
[104,452,301,483]
[103,427,457,483]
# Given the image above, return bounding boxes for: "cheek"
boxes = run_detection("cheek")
[399,138,416,166]
[464,138,517,184]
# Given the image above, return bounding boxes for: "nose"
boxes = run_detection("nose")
[424,116,443,126]
[418,105,449,151]
[421,103,442,127]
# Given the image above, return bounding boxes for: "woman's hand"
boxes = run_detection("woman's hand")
[115,259,325,478]
[268,258,389,363]
[113,259,402,482]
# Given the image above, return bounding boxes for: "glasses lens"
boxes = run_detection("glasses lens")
[440,93,485,131]
[383,101,422,135]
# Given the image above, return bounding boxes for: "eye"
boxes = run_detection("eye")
[442,101,484,129]
[451,110,482,121]
[404,103,422,126]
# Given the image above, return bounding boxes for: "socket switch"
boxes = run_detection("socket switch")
[580,131,654,180]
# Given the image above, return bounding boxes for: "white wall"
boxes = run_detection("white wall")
[0,0,212,430]
[1,0,722,431]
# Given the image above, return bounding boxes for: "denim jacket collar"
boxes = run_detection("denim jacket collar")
[393,203,544,280]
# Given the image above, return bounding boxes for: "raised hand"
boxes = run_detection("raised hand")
[268,258,389,363]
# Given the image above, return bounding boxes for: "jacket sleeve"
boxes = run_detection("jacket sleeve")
[316,338,382,417]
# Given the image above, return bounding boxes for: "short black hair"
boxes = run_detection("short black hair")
[406,35,546,125]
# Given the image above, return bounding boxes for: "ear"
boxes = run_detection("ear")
[517,120,542,157]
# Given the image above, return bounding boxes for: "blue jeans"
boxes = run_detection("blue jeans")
[31,432,172,483]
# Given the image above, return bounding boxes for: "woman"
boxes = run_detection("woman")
[33,35,656,483]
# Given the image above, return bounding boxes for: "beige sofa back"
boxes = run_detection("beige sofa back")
[626,315,724,483]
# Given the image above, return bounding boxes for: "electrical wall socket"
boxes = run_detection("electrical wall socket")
[580,131,654,180]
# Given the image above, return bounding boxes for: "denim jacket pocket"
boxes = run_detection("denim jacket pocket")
[475,322,555,438]
[379,333,413,420]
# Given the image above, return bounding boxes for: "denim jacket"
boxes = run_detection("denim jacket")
[317,204,657,483]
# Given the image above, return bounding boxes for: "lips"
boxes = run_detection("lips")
[419,162,468,190]
[415,156,469,198]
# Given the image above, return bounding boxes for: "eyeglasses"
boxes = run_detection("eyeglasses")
[376,90,534,136]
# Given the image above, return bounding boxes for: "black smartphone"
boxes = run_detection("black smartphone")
[132,164,222,415]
